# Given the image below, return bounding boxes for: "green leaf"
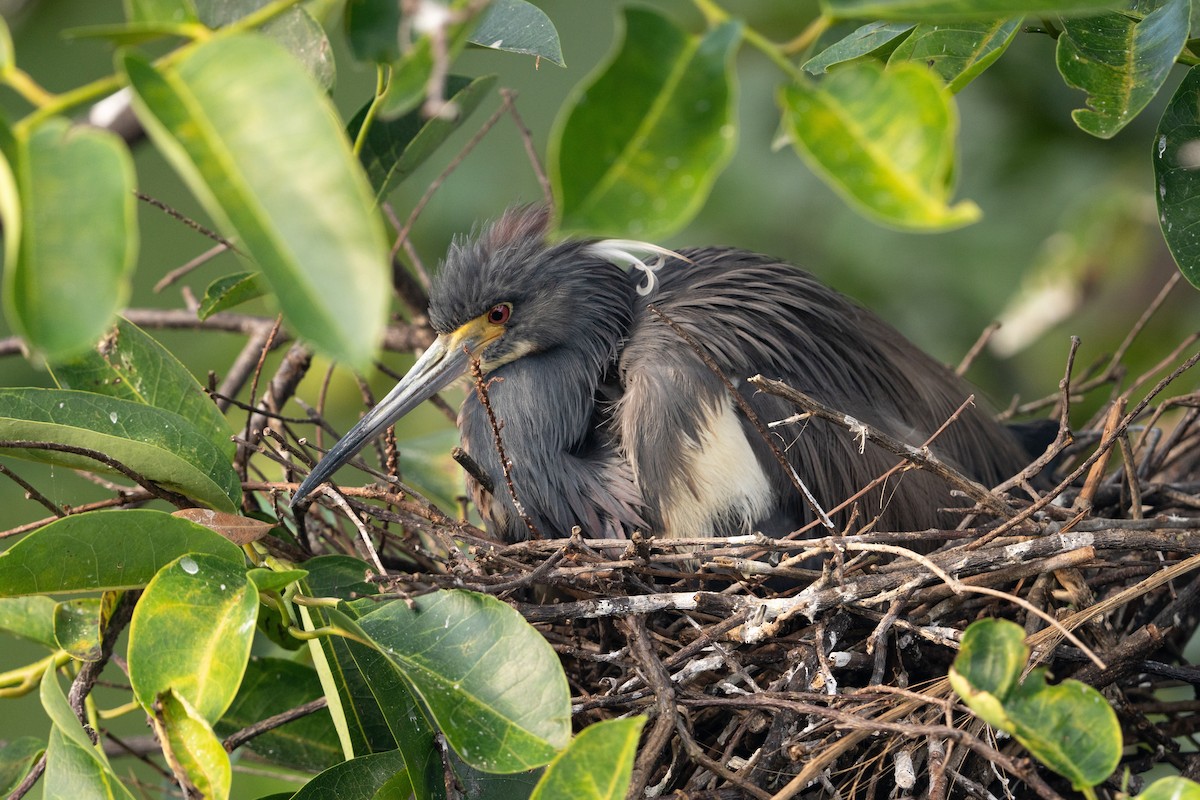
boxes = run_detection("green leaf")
[1155,65,1200,289]
[197,271,266,319]
[803,22,915,74]
[1057,0,1189,139]
[54,597,104,661]
[351,74,498,203]
[5,118,137,362]
[354,590,571,773]
[247,567,308,592]
[263,7,336,92]
[779,62,980,230]
[123,35,389,371]
[550,8,741,239]
[0,387,241,511]
[0,509,244,596]
[50,317,234,460]
[344,0,402,63]
[470,0,564,65]
[125,0,197,23]
[40,666,137,800]
[950,619,1121,791]
[888,18,1021,92]
[1005,668,1121,790]
[291,749,407,800]
[1137,778,1200,799]
[530,717,645,800]
[214,657,341,772]
[377,21,478,120]
[823,0,1123,21]
[0,595,58,646]
[155,688,232,800]
[0,737,44,796]
[128,553,257,722]
[0,16,15,76]
[304,554,379,600]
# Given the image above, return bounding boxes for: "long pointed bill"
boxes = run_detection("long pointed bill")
[291,332,472,508]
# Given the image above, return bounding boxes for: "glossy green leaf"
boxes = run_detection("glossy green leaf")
[50,317,234,459]
[0,737,44,796]
[156,688,231,800]
[214,657,341,772]
[197,271,266,319]
[888,18,1021,92]
[0,388,240,511]
[54,597,103,661]
[530,717,645,800]
[5,118,137,362]
[291,749,407,800]
[128,553,257,722]
[263,7,336,92]
[0,509,243,596]
[247,567,308,592]
[41,666,136,800]
[351,74,498,203]
[1155,65,1200,288]
[304,554,379,600]
[0,595,58,646]
[550,8,741,239]
[823,0,1122,20]
[123,35,389,370]
[779,62,980,230]
[354,590,571,772]
[470,0,564,65]
[1138,777,1200,799]
[344,0,402,63]
[125,0,197,23]
[1057,0,1189,139]
[950,619,1121,792]
[803,22,915,74]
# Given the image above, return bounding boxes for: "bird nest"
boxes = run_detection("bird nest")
[285,304,1200,800]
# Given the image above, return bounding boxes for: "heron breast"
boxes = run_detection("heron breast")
[658,397,774,538]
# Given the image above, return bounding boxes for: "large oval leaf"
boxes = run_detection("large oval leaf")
[123,34,389,370]
[50,316,234,460]
[1057,0,1189,139]
[530,717,645,800]
[0,509,243,596]
[779,61,980,230]
[1155,65,1200,288]
[354,590,571,773]
[5,118,137,362]
[0,387,240,511]
[128,552,257,722]
[550,8,741,239]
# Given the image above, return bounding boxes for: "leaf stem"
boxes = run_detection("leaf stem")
[3,68,56,108]
[353,65,390,158]
[691,0,804,80]
[781,14,831,57]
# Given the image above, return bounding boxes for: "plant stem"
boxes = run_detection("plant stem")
[354,65,390,158]
[691,0,805,81]
[4,68,56,107]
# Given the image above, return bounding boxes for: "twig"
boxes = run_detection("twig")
[0,440,190,508]
[0,463,64,517]
[470,358,538,539]
[223,697,329,753]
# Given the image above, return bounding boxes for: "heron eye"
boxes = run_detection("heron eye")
[486,303,511,325]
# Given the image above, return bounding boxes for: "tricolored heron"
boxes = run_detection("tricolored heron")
[291,206,1030,542]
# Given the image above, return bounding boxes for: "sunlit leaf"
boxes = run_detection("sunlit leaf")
[470,0,564,65]
[5,118,137,361]
[1137,778,1200,799]
[530,717,645,800]
[128,553,257,722]
[779,62,980,230]
[1057,0,1189,138]
[551,8,741,239]
[888,18,1021,92]
[155,688,231,800]
[123,35,389,370]
[0,509,243,596]
[50,316,234,460]
[0,388,241,511]
[803,22,915,74]
[53,597,104,661]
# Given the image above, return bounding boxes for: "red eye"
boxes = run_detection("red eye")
[487,304,511,325]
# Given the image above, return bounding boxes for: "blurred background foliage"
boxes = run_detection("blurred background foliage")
[0,0,1194,789]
